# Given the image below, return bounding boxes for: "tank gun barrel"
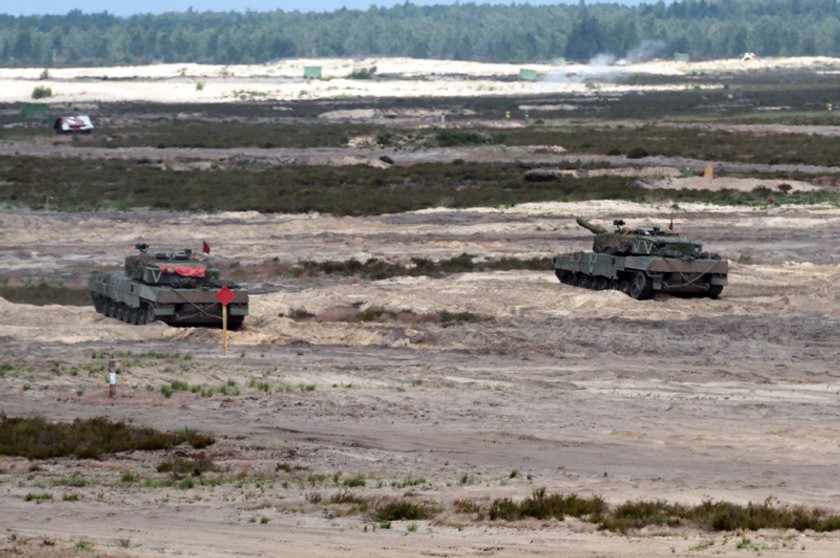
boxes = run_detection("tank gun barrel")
[576,217,608,235]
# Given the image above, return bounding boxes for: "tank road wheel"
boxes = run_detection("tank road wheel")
[115,303,125,322]
[706,284,724,299]
[595,277,609,291]
[105,298,116,318]
[619,280,631,296]
[137,303,148,325]
[144,303,156,324]
[582,275,596,290]
[608,279,619,291]
[128,307,139,325]
[629,272,654,300]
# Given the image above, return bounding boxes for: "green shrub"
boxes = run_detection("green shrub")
[31,86,53,99]
[373,499,436,521]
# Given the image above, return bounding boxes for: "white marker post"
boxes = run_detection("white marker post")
[108,360,117,399]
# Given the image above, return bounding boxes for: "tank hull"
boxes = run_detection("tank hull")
[88,272,248,328]
[553,251,728,299]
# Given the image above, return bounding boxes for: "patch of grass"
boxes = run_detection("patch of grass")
[160,385,174,398]
[121,473,135,483]
[63,493,79,501]
[308,473,328,485]
[343,475,366,488]
[485,490,840,534]
[394,477,426,488]
[157,454,217,476]
[53,472,87,487]
[488,487,607,521]
[170,380,189,391]
[0,415,214,459]
[372,498,437,521]
[219,380,240,396]
[25,492,53,502]
[140,478,174,488]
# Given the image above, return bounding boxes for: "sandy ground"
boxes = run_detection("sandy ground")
[2,200,840,556]
[3,53,840,557]
[2,56,840,103]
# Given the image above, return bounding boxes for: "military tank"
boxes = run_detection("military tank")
[89,244,248,328]
[554,218,728,300]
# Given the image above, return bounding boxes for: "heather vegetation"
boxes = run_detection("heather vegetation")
[0,415,214,459]
[1,156,834,216]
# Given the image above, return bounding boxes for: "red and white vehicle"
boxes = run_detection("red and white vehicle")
[54,115,94,134]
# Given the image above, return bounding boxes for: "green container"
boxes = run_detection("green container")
[303,66,322,79]
[519,68,538,81]
[21,103,48,120]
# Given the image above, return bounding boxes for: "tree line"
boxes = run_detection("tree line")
[2,0,840,67]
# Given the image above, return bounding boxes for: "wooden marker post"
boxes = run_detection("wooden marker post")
[222,304,228,356]
[215,285,235,356]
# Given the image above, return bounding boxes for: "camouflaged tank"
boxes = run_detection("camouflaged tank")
[553,218,728,299]
[89,244,248,328]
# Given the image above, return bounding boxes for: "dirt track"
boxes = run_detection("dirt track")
[2,200,840,556]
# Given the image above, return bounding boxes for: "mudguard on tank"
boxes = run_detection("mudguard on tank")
[554,218,728,299]
[88,244,248,328]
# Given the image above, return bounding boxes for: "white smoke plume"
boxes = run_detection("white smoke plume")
[625,39,665,63]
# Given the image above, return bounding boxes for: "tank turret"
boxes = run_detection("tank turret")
[89,244,248,328]
[577,218,707,259]
[124,244,221,288]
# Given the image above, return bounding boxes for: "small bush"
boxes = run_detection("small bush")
[626,147,649,159]
[349,66,376,79]
[372,498,436,521]
[170,380,189,391]
[157,453,217,476]
[54,472,87,487]
[25,492,53,502]
[31,86,52,99]
[488,487,607,521]
[343,475,366,488]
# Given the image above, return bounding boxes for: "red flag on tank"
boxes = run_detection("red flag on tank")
[668,219,674,231]
[202,241,211,254]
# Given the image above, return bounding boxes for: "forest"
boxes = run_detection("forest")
[1,0,840,66]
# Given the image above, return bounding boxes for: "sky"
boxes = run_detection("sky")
[3,0,643,17]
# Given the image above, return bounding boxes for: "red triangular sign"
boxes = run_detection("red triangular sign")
[202,241,211,254]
